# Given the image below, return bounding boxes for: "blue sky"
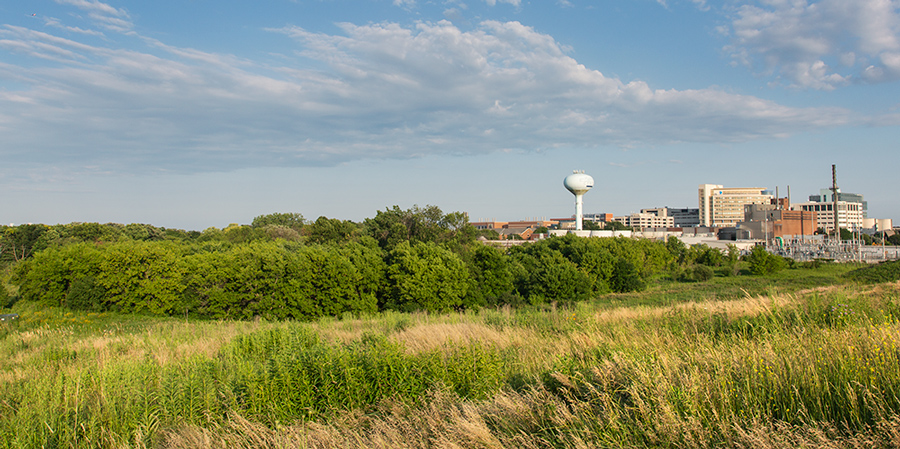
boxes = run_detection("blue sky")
[2,0,899,230]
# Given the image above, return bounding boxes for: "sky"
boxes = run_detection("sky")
[1,0,899,230]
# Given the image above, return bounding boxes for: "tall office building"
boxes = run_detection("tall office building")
[809,188,867,218]
[698,184,773,228]
[793,201,864,232]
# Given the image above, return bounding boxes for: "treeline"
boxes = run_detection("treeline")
[4,206,761,319]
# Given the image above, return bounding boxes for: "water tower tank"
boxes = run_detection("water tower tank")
[563,170,594,231]
[564,171,594,195]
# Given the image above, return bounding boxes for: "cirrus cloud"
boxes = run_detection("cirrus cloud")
[0,17,859,179]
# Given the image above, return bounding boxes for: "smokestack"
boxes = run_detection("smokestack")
[832,165,839,238]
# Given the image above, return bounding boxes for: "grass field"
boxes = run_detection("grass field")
[2,262,900,448]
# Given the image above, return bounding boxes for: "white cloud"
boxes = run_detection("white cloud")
[0,18,858,179]
[44,17,106,36]
[54,0,132,32]
[724,0,900,89]
[484,0,521,6]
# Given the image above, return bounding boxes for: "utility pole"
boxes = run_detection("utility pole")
[831,164,840,245]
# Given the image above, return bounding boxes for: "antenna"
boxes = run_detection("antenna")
[563,170,594,231]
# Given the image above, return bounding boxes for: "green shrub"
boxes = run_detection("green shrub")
[846,260,900,284]
[65,276,107,311]
[745,245,786,275]
[385,241,469,312]
[611,258,645,293]
[693,264,715,282]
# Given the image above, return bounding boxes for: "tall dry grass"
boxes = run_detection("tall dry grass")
[3,283,900,448]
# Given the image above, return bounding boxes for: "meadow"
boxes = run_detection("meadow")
[2,261,900,448]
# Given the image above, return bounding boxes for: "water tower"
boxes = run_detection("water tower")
[563,170,594,231]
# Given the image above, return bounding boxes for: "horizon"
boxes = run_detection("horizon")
[2,1,898,229]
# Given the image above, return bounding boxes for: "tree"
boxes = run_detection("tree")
[98,241,186,315]
[305,216,359,245]
[251,212,305,231]
[285,245,379,318]
[262,225,302,242]
[666,236,687,265]
[221,224,265,244]
[583,220,602,230]
[889,233,900,246]
[0,283,9,308]
[11,242,104,306]
[467,244,515,306]
[510,242,592,303]
[604,221,630,231]
[694,245,724,267]
[124,223,165,241]
[745,245,786,275]
[610,258,645,293]
[1,224,49,262]
[67,222,112,242]
[364,205,472,250]
[385,241,469,312]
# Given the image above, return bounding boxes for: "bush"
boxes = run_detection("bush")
[693,264,715,282]
[65,276,107,311]
[385,241,469,312]
[745,245,786,275]
[611,258,645,293]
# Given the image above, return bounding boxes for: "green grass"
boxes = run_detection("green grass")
[601,261,861,309]
[2,264,900,448]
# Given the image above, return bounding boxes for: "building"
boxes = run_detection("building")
[792,201,864,232]
[613,211,675,229]
[470,220,507,230]
[505,219,556,229]
[640,207,700,227]
[470,219,556,231]
[699,184,773,228]
[497,227,534,240]
[863,218,893,234]
[738,204,817,240]
[583,213,613,224]
[809,188,867,218]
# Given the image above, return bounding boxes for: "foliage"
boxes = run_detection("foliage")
[745,245,787,275]
[693,264,715,282]
[694,244,724,267]
[510,242,592,303]
[385,241,469,312]
[250,212,305,230]
[467,244,516,306]
[603,220,630,231]
[0,224,49,262]
[846,260,900,284]
[582,220,602,230]
[305,216,359,245]
[364,205,474,250]
[98,241,187,315]
[3,278,900,447]
[12,242,104,306]
[666,236,688,264]
[610,257,645,292]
